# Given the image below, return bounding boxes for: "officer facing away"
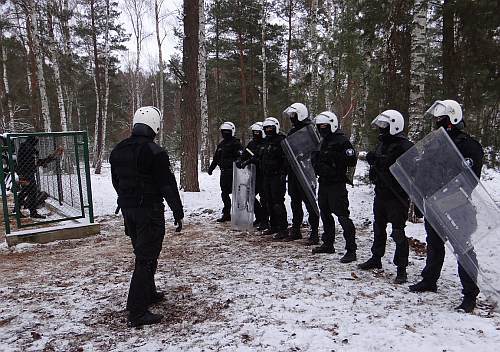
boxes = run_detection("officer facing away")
[208,122,243,222]
[260,117,289,240]
[358,110,414,284]
[311,111,357,262]
[282,103,320,244]
[236,122,270,230]
[409,100,484,313]
[110,106,184,327]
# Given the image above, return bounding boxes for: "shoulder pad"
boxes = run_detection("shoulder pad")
[147,142,164,155]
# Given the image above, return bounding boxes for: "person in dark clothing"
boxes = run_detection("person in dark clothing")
[311,111,358,263]
[260,117,289,240]
[236,122,269,230]
[16,136,64,219]
[358,110,414,284]
[110,106,184,328]
[208,122,243,222]
[282,102,320,244]
[409,99,484,313]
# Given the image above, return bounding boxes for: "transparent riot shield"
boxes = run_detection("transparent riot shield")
[281,124,321,216]
[231,163,256,231]
[390,127,500,302]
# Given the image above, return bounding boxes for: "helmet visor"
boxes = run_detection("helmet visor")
[371,114,391,129]
[424,101,448,119]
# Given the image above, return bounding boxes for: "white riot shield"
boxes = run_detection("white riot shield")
[390,127,500,301]
[281,124,321,216]
[231,163,256,231]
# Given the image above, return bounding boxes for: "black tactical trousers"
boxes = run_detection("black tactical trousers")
[254,176,269,224]
[318,182,356,251]
[17,176,39,213]
[262,174,288,231]
[220,170,233,217]
[123,205,165,318]
[421,221,480,298]
[371,195,409,267]
[288,174,319,232]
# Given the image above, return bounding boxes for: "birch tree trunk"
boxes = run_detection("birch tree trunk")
[154,0,165,144]
[47,5,68,132]
[261,0,268,119]
[1,41,15,128]
[408,0,427,141]
[199,0,210,172]
[29,0,51,132]
[308,0,319,115]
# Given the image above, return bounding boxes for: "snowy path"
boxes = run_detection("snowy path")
[0,213,499,351]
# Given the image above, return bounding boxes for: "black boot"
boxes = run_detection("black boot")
[150,291,165,305]
[340,251,357,263]
[272,230,289,241]
[304,231,319,246]
[284,226,302,241]
[455,296,476,313]
[312,243,335,254]
[394,267,408,284]
[257,222,270,231]
[253,219,260,227]
[216,214,231,223]
[409,280,437,293]
[357,257,382,270]
[262,228,276,236]
[128,310,163,328]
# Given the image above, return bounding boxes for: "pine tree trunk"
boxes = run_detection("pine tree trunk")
[29,1,51,132]
[308,0,319,115]
[261,0,268,119]
[408,0,427,141]
[442,0,457,99]
[1,41,15,129]
[237,31,249,139]
[47,6,68,132]
[180,0,200,191]
[199,0,210,172]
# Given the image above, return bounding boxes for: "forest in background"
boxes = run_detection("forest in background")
[0,0,498,189]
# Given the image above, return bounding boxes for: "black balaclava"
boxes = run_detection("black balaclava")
[290,112,299,127]
[252,130,263,141]
[132,123,156,140]
[318,124,331,138]
[264,126,276,137]
[435,115,453,131]
[221,129,233,140]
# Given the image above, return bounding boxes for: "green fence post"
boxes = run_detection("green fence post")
[82,132,95,223]
[0,146,11,235]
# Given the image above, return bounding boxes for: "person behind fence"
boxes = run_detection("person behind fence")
[110,106,184,328]
[358,110,414,284]
[260,117,289,240]
[311,111,357,262]
[16,136,64,219]
[208,122,243,223]
[282,102,320,244]
[236,122,269,230]
[409,99,484,313]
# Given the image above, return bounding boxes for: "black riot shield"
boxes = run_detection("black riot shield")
[281,124,321,216]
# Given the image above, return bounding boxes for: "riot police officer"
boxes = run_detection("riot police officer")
[358,110,414,284]
[208,122,243,222]
[237,122,269,230]
[282,103,320,244]
[110,106,184,327]
[260,117,289,239]
[409,100,484,313]
[311,111,357,263]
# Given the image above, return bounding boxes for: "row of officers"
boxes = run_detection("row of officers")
[110,99,483,327]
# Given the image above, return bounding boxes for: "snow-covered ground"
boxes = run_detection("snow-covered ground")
[0,161,499,351]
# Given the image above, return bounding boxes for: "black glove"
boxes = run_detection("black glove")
[174,217,183,232]
[414,205,423,219]
[208,169,213,176]
[366,151,376,166]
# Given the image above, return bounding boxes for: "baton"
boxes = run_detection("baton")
[114,205,121,215]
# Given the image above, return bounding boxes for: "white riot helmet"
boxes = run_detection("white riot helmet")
[133,106,161,134]
[263,117,280,134]
[425,99,463,127]
[250,122,263,137]
[220,121,236,136]
[371,110,405,135]
[315,111,339,133]
[283,102,309,122]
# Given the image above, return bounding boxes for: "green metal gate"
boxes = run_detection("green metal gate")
[0,131,95,235]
